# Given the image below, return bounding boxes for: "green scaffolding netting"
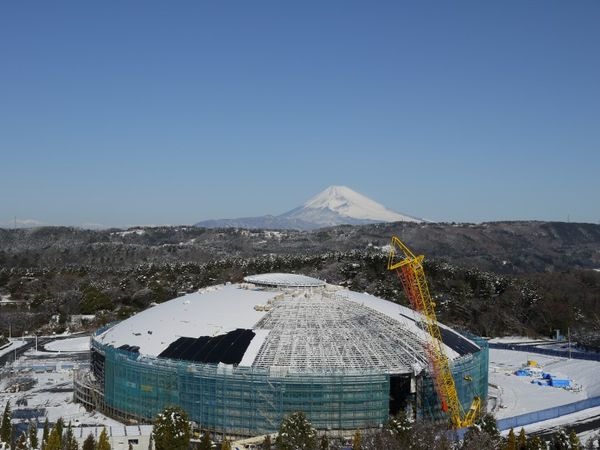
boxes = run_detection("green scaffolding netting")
[96,333,488,435]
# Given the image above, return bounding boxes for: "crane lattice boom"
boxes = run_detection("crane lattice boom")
[387,236,479,428]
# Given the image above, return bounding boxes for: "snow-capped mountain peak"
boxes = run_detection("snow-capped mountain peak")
[301,185,420,223]
[195,185,422,230]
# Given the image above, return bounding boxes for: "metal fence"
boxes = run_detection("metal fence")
[496,395,600,431]
[488,343,600,362]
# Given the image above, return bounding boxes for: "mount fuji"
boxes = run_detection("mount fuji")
[195,186,423,230]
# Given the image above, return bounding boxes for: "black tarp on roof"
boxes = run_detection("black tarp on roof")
[398,312,479,356]
[158,328,256,365]
[438,327,479,355]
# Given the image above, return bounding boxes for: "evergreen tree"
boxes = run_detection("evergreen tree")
[517,428,527,450]
[41,418,50,450]
[463,413,502,450]
[352,430,361,450]
[63,422,78,450]
[568,430,581,450]
[275,412,317,450]
[54,419,64,449]
[584,432,600,450]
[46,427,62,450]
[29,421,39,450]
[220,439,232,450]
[504,428,517,450]
[0,401,12,446]
[261,435,272,450]
[478,413,500,438]
[526,435,544,450]
[199,433,212,450]
[81,434,95,450]
[553,429,570,450]
[385,412,412,448]
[96,428,111,450]
[151,406,191,450]
[319,434,329,450]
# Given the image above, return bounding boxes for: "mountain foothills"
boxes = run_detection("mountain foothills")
[195,185,422,229]
[1,221,600,350]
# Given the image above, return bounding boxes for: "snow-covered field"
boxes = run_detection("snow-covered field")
[489,348,600,419]
[1,335,120,427]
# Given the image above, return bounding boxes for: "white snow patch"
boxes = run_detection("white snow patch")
[112,228,146,237]
[239,330,270,367]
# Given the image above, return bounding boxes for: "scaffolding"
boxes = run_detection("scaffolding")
[87,340,388,436]
[79,335,488,437]
[252,292,429,373]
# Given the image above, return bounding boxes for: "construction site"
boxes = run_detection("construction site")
[73,238,489,437]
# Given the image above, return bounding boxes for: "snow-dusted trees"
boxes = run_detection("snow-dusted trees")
[275,411,317,450]
[41,418,49,450]
[14,432,28,450]
[551,429,582,450]
[319,434,328,450]
[28,421,38,450]
[152,406,191,450]
[0,401,12,448]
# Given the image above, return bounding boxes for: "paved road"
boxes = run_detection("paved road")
[0,337,54,368]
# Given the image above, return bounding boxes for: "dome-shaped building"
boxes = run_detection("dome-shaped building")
[76,273,488,437]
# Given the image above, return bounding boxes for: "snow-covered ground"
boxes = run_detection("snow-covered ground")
[44,336,90,352]
[1,336,121,427]
[489,348,600,419]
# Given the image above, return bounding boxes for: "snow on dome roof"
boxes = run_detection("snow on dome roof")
[93,274,480,375]
[243,273,326,288]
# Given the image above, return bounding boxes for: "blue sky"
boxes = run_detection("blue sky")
[1,1,599,227]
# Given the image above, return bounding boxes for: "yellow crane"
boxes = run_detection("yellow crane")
[387,236,480,428]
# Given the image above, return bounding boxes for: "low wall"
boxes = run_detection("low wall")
[497,396,600,431]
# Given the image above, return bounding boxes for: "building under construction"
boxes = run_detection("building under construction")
[75,273,488,437]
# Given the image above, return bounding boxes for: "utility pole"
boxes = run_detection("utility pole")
[568,327,571,359]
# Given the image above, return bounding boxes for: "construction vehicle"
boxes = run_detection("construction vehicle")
[387,236,480,428]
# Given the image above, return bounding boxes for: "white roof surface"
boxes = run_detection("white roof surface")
[244,273,326,287]
[96,284,273,356]
[95,275,476,374]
